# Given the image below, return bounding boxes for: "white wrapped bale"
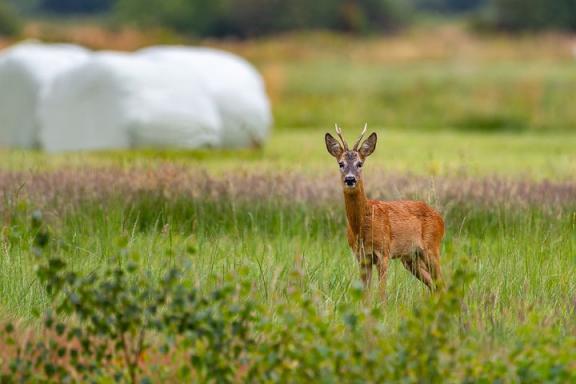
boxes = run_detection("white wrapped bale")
[138,47,272,148]
[0,41,89,148]
[39,52,221,151]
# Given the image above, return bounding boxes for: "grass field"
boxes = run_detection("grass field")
[0,25,575,381]
[2,130,575,179]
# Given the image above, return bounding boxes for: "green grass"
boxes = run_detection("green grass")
[2,129,575,179]
[1,189,574,344]
[275,60,576,133]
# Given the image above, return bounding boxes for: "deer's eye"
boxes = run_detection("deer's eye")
[357,162,363,168]
[338,162,345,169]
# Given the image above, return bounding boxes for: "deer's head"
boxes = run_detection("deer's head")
[325,124,377,192]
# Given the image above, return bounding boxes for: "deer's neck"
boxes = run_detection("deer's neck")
[343,180,368,235]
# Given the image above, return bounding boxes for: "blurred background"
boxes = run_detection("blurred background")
[0,0,575,177]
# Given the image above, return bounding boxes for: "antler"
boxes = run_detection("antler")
[335,124,349,151]
[352,123,367,151]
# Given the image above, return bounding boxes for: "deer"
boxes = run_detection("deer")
[325,124,444,298]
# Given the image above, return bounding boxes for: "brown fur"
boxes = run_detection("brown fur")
[326,128,444,297]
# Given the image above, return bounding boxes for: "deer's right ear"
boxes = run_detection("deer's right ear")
[325,133,343,158]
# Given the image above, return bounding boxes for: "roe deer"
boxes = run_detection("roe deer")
[325,125,444,298]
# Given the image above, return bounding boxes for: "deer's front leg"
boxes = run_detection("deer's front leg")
[350,231,372,289]
[376,254,389,301]
[357,250,373,289]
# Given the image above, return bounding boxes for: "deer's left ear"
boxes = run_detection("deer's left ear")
[358,132,377,158]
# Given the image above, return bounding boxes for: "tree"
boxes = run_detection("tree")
[485,0,576,31]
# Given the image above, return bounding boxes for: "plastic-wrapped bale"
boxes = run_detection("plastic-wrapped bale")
[138,46,272,148]
[39,52,221,152]
[0,41,89,148]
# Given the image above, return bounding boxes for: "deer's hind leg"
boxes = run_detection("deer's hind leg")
[401,250,434,290]
[423,247,443,291]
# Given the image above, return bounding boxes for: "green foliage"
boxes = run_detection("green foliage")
[0,0,21,36]
[479,0,576,31]
[114,0,412,37]
[38,0,114,14]
[2,215,258,383]
[6,0,39,13]
[416,0,486,12]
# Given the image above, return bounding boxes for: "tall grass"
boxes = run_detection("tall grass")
[1,169,574,345]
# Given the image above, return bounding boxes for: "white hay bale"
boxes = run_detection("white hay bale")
[0,41,89,148]
[39,52,221,152]
[138,46,272,148]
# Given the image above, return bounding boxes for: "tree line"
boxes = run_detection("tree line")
[2,0,576,38]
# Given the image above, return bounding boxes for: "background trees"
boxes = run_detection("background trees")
[485,0,576,32]
[5,0,576,37]
[113,0,412,37]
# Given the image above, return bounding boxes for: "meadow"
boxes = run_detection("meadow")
[0,25,575,382]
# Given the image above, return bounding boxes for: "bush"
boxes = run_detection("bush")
[4,253,575,382]
[0,0,21,37]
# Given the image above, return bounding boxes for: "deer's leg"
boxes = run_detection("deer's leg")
[402,257,434,291]
[376,254,389,301]
[357,253,373,290]
[424,247,444,291]
[416,258,435,290]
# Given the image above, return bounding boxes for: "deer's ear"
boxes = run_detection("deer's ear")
[325,133,343,158]
[358,132,377,158]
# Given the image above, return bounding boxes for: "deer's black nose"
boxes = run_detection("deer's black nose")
[344,176,356,186]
